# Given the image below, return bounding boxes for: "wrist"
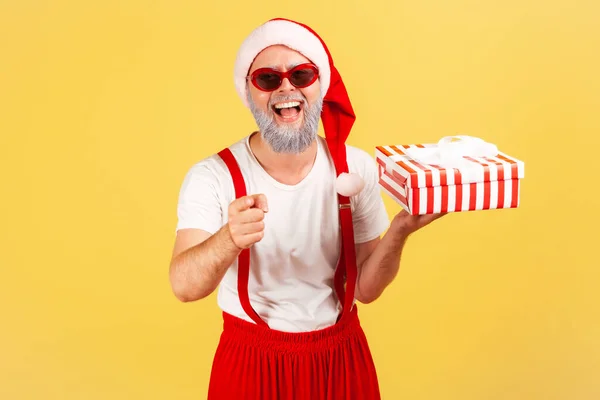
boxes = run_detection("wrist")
[220,223,243,253]
[390,215,412,241]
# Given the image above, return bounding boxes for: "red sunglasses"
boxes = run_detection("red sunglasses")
[248,63,319,92]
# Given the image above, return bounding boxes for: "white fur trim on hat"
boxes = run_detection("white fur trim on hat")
[234,19,331,108]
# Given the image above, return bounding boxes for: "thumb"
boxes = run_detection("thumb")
[250,194,268,213]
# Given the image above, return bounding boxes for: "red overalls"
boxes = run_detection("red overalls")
[207,148,381,400]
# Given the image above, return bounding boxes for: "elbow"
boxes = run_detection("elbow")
[170,283,208,303]
[354,290,376,304]
[356,293,379,304]
[169,268,210,303]
[169,278,193,302]
[355,287,381,304]
[172,289,198,303]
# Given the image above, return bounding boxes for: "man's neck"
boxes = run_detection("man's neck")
[249,131,318,186]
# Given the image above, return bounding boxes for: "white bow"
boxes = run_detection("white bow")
[404,135,498,167]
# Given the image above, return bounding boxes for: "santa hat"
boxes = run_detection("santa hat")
[233,18,365,198]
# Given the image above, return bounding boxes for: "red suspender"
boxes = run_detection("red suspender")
[217,148,268,328]
[217,147,358,327]
[334,196,358,321]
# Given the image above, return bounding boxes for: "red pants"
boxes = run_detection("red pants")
[207,307,380,400]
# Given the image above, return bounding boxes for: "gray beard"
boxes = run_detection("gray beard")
[247,91,322,154]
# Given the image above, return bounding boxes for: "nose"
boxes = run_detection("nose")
[277,76,295,94]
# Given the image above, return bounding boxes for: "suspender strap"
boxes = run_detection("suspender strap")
[217,148,268,328]
[335,195,358,321]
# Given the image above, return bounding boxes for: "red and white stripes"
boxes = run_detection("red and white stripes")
[375,144,525,215]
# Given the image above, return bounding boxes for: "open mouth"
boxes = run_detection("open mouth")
[272,101,303,120]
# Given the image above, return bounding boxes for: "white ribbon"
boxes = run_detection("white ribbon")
[403,135,498,168]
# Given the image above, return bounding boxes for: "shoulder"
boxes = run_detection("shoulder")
[178,136,251,195]
[180,155,224,186]
[345,144,377,173]
[316,135,375,171]
[182,136,250,179]
[345,144,374,161]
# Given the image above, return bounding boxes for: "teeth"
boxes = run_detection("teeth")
[274,101,300,109]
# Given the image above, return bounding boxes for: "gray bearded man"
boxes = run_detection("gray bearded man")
[169,17,443,400]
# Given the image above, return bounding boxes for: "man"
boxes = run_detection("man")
[169,18,443,399]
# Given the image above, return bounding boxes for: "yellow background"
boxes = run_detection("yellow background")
[1,0,599,399]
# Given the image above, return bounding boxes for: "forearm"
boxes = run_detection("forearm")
[169,224,241,302]
[356,216,410,303]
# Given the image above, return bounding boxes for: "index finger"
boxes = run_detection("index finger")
[250,194,268,212]
[231,195,256,212]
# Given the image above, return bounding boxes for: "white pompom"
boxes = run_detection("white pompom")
[335,173,365,197]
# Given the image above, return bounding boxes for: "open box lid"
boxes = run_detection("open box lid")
[375,136,525,189]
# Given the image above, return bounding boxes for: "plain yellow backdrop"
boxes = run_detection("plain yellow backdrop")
[1,0,599,399]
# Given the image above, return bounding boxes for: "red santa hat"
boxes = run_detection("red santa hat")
[233,18,365,198]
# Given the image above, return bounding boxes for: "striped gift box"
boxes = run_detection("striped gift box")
[375,142,525,215]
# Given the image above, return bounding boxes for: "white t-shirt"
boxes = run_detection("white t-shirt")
[175,134,389,332]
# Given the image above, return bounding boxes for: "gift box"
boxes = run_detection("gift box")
[375,135,525,215]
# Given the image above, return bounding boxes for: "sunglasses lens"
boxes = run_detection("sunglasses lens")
[255,73,282,90]
[290,68,317,87]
